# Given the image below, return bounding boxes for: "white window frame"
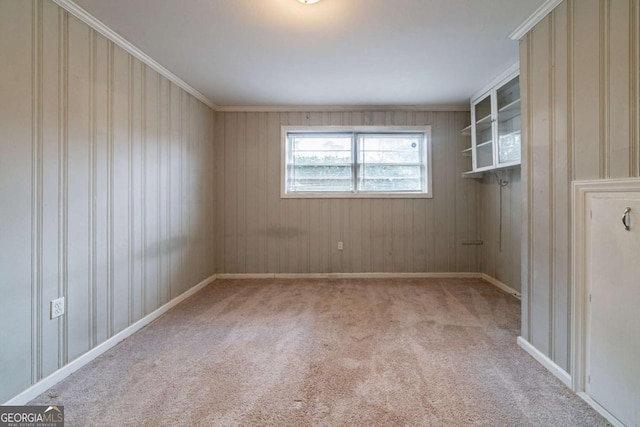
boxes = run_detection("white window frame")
[281,125,433,199]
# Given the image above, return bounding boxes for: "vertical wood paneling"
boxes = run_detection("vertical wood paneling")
[529,19,553,356]
[169,83,183,299]
[236,113,247,273]
[266,112,280,273]
[521,0,640,372]
[106,40,115,337]
[214,112,225,273]
[93,32,109,347]
[0,0,34,401]
[479,166,522,294]
[224,113,237,273]
[508,170,522,289]
[551,0,570,370]
[41,0,61,378]
[216,111,479,275]
[573,0,602,180]
[111,45,129,333]
[143,68,159,315]
[520,32,532,343]
[608,0,631,177]
[633,0,640,177]
[245,113,259,273]
[257,113,268,272]
[158,76,168,305]
[31,0,44,383]
[455,112,475,273]
[0,0,215,403]
[66,15,91,361]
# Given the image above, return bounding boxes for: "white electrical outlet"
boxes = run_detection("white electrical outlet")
[50,297,65,319]
[338,241,344,250]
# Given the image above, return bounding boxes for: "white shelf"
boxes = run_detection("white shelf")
[475,114,491,125]
[462,170,484,179]
[498,130,521,139]
[477,140,493,148]
[498,106,521,122]
[461,125,472,136]
[498,98,520,113]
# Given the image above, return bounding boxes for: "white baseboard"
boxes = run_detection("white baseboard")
[517,336,572,388]
[216,272,483,280]
[481,274,522,299]
[3,274,217,406]
[577,393,626,427]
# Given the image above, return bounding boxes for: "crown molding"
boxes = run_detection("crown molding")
[509,0,564,40]
[214,104,470,113]
[52,0,216,110]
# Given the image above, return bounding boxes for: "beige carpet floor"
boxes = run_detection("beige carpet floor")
[31,278,609,426]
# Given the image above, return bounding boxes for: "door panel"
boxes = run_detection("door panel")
[586,194,640,427]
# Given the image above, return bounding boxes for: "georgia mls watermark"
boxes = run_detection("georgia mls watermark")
[0,406,64,427]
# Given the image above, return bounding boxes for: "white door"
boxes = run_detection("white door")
[586,193,640,427]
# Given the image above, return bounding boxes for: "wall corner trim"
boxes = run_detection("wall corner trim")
[51,0,216,110]
[517,336,572,388]
[509,0,564,40]
[481,274,522,299]
[2,275,217,406]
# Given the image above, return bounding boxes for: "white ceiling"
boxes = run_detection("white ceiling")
[72,0,545,107]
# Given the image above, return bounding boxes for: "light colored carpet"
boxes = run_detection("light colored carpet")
[31,278,609,426]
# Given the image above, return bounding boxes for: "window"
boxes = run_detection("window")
[282,126,432,198]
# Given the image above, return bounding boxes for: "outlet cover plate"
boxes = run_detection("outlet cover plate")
[51,297,65,319]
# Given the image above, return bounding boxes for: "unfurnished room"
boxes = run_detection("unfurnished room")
[1,0,639,426]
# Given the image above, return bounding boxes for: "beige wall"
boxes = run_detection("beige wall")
[479,169,522,292]
[0,0,215,402]
[520,0,640,372]
[214,111,480,274]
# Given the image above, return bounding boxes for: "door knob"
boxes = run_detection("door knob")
[622,207,631,231]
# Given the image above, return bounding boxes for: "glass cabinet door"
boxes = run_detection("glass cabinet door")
[473,95,494,169]
[496,76,521,165]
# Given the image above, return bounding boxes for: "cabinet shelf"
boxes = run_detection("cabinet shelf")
[498,104,521,122]
[477,140,493,148]
[476,114,491,125]
[462,170,484,179]
[461,124,472,136]
[499,130,521,139]
[498,98,520,113]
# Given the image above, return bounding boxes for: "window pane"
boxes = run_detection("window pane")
[358,165,422,191]
[289,166,353,192]
[358,135,422,164]
[357,134,423,192]
[290,134,352,165]
[287,134,354,193]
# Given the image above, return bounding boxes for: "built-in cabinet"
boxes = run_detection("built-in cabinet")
[462,68,521,178]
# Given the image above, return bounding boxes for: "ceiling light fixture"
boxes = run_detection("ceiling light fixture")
[298,0,321,4]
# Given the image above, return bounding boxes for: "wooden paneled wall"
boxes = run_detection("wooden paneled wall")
[520,0,640,372]
[479,169,522,292]
[0,0,215,403]
[214,111,479,274]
